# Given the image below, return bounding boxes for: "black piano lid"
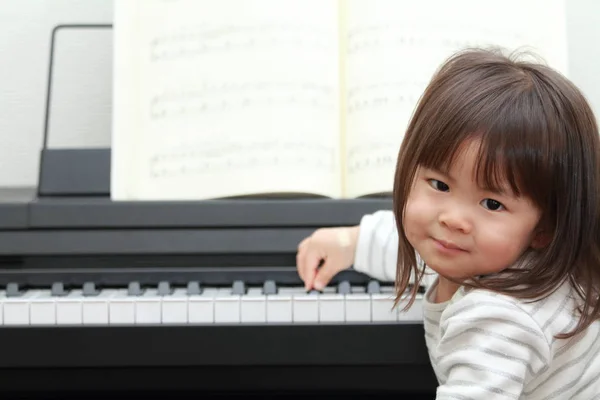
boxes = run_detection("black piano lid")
[0,148,392,257]
[0,187,33,229]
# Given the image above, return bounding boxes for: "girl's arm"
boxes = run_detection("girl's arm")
[353,210,399,281]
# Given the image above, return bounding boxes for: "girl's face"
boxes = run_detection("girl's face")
[404,139,544,281]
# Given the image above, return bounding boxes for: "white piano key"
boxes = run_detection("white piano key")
[56,289,84,325]
[371,293,397,322]
[397,293,424,322]
[240,287,266,323]
[4,290,37,325]
[319,293,345,323]
[135,288,162,324]
[351,286,366,293]
[292,292,319,323]
[345,293,371,322]
[82,289,117,325]
[109,289,135,324]
[214,288,240,323]
[188,287,217,324]
[0,290,5,324]
[266,293,292,323]
[162,288,188,324]
[278,287,306,295]
[30,290,56,325]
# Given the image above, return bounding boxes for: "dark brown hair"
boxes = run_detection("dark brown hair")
[393,47,600,339]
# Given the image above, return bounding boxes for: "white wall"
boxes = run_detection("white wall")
[0,0,599,188]
[0,0,112,188]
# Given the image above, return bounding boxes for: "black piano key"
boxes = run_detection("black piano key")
[82,282,99,297]
[127,281,143,296]
[51,282,67,297]
[187,281,202,295]
[231,280,246,295]
[337,280,351,294]
[157,281,172,296]
[262,280,277,295]
[5,282,21,297]
[367,280,381,294]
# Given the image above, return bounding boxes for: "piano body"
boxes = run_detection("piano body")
[0,23,437,398]
[0,148,437,398]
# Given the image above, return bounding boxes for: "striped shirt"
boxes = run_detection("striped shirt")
[354,210,600,399]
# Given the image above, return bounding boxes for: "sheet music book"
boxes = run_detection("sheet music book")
[111,0,568,201]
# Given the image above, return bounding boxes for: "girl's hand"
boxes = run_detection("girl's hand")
[296,226,359,290]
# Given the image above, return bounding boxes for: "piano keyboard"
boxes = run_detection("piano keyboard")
[0,280,423,326]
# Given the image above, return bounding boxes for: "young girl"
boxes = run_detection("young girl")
[296,48,600,398]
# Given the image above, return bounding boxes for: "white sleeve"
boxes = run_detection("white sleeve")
[352,210,398,282]
[352,210,437,288]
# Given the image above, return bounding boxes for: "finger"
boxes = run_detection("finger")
[303,251,324,290]
[297,237,309,251]
[313,260,337,291]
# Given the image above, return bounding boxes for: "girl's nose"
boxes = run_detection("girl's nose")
[438,208,472,234]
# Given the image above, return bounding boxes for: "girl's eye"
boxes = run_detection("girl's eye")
[428,179,449,192]
[481,198,505,211]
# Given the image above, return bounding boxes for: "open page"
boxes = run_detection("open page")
[112,0,342,200]
[342,0,568,198]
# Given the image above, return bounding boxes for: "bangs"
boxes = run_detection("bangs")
[413,62,560,204]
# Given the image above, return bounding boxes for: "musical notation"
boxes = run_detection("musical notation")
[346,23,527,55]
[346,143,397,174]
[148,141,336,179]
[346,81,427,114]
[149,23,332,61]
[149,81,336,120]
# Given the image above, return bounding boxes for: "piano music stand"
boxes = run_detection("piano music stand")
[39,23,112,198]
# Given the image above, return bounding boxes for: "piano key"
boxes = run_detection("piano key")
[6,282,21,298]
[351,285,366,294]
[371,286,397,322]
[82,289,117,325]
[135,288,161,324]
[397,293,424,322]
[262,280,277,295]
[231,280,246,296]
[367,280,381,294]
[277,287,305,295]
[127,281,143,297]
[29,290,56,325]
[82,282,99,297]
[266,289,293,323]
[319,291,345,323]
[0,290,5,324]
[51,282,66,297]
[109,289,136,324]
[161,288,188,323]
[337,281,351,294]
[3,289,36,325]
[292,289,319,323]
[240,287,266,323]
[188,287,217,323]
[214,288,240,323]
[345,287,371,322]
[56,289,83,325]
[157,281,171,296]
[187,281,201,295]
